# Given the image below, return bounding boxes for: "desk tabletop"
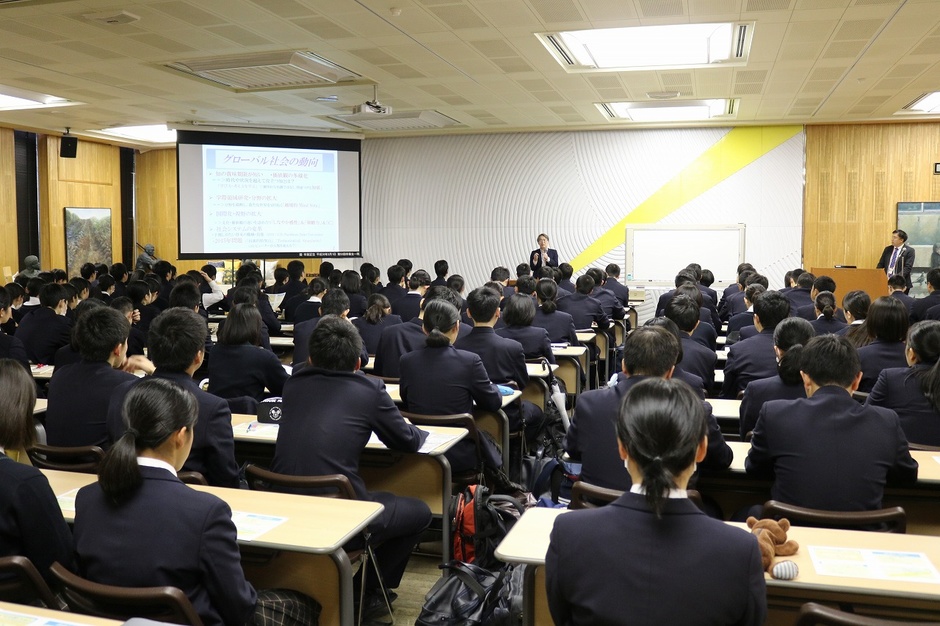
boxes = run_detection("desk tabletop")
[708,398,741,419]
[552,346,588,358]
[385,384,521,408]
[0,601,121,625]
[34,398,47,414]
[44,469,383,554]
[30,364,54,379]
[497,508,940,601]
[526,362,559,378]
[575,332,596,344]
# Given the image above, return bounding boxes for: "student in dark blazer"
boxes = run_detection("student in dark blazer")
[746,334,918,511]
[784,271,815,312]
[399,300,503,471]
[531,279,578,344]
[0,288,28,372]
[565,326,731,491]
[293,277,327,323]
[876,229,916,292]
[836,290,871,348]
[888,274,915,313]
[352,293,403,355]
[727,284,764,336]
[106,308,239,488]
[208,304,288,403]
[867,320,940,446]
[340,270,368,318]
[15,282,72,364]
[76,378,318,626]
[391,270,430,322]
[379,264,408,304]
[809,291,848,335]
[721,291,790,398]
[556,275,609,330]
[273,317,429,613]
[586,268,626,322]
[718,268,752,321]
[557,263,576,294]
[529,233,559,274]
[857,296,909,393]
[0,359,74,585]
[656,270,717,318]
[431,259,449,287]
[291,290,368,373]
[664,295,716,391]
[603,264,630,307]
[738,317,813,438]
[46,307,154,448]
[641,317,707,399]
[910,269,940,322]
[548,377,766,626]
[282,260,307,302]
[495,293,554,363]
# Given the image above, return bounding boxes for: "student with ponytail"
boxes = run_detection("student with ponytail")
[857,296,909,393]
[74,378,319,626]
[739,317,814,438]
[809,290,846,335]
[867,320,940,445]
[531,278,578,344]
[837,289,872,347]
[547,378,766,626]
[352,293,402,354]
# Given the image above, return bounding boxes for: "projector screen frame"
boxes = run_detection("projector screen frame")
[175,129,362,260]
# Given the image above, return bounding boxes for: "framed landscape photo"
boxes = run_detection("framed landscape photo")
[64,207,112,277]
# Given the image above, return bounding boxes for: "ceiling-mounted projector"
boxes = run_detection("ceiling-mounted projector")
[353,100,392,115]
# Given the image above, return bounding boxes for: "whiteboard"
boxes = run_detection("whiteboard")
[625,224,745,284]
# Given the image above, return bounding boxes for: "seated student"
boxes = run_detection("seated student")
[888,274,915,314]
[395,258,412,282]
[46,307,154,448]
[190,265,225,312]
[55,298,107,368]
[0,287,28,371]
[431,259,449,287]
[208,304,288,403]
[490,266,515,300]
[446,274,466,309]
[911,268,940,323]
[857,296,909,393]
[531,279,578,345]
[352,293,403,355]
[292,277,328,323]
[718,266,754,321]
[62,283,81,322]
[795,275,844,322]
[273,316,430,617]
[1,282,25,336]
[150,260,176,311]
[738,317,814,439]
[784,271,815,312]
[727,284,765,337]
[127,279,160,334]
[456,287,544,438]
[565,326,731,491]
[169,281,213,358]
[106,308,239,488]
[373,286,470,379]
[867,320,940,446]
[280,260,307,302]
[557,275,610,331]
[746,334,918,511]
[699,267,718,303]
[292,288,367,373]
[809,291,847,335]
[219,286,272,351]
[548,377,766,626]
[585,268,625,322]
[111,296,147,357]
[69,276,92,304]
[110,263,128,298]
[664,294,716,391]
[265,267,289,294]
[641,317,707,399]
[16,282,72,365]
[340,270,368,318]
[557,262,576,293]
[496,293,554,363]
[379,264,407,304]
[76,378,318,626]
[16,277,42,323]
[672,282,718,350]
[0,359,74,586]
[603,263,630,307]
[96,274,116,304]
[391,270,430,322]
[236,274,281,337]
[720,290,790,399]
[360,262,381,297]
[836,289,871,347]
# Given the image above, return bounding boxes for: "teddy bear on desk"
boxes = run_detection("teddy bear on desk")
[747,516,800,580]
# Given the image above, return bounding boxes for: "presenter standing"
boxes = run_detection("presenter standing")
[530,233,559,274]
[876,229,915,292]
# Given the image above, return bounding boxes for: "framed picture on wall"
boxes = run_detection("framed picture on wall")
[897,202,940,297]
[64,207,112,277]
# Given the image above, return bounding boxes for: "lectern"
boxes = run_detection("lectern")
[809,268,887,302]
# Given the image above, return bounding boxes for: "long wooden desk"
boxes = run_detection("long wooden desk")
[0,601,122,625]
[497,507,940,625]
[231,413,467,562]
[695,441,940,535]
[708,397,742,439]
[34,398,47,414]
[44,469,383,626]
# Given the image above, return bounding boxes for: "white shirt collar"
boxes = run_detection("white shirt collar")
[630,484,687,499]
[137,457,177,476]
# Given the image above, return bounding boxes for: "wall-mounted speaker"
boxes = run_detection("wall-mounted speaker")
[60,136,78,158]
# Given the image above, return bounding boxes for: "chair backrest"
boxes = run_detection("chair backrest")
[795,601,940,625]
[244,464,356,499]
[909,442,940,452]
[570,481,706,513]
[400,411,482,476]
[365,373,400,385]
[48,562,204,626]
[762,500,907,533]
[26,444,105,474]
[177,471,208,486]
[0,555,59,608]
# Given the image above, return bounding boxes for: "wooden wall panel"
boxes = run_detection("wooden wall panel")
[38,136,122,274]
[804,123,940,272]
[136,148,320,280]
[0,128,17,280]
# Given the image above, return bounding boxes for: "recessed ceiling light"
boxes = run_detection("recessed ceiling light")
[539,23,753,72]
[598,99,734,122]
[95,124,177,143]
[906,92,940,113]
[0,85,77,111]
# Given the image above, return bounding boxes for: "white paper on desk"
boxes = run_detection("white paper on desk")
[932,455,940,466]
[809,546,940,583]
[55,488,80,514]
[367,429,458,453]
[233,421,280,436]
[231,511,288,541]
[0,608,40,625]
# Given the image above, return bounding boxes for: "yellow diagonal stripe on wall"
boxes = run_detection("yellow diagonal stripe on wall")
[570,125,803,271]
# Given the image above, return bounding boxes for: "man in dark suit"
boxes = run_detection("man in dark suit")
[15,282,72,365]
[746,334,918,510]
[274,316,430,614]
[664,295,717,391]
[876,228,916,292]
[46,307,154,448]
[557,275,610,330]
[888,274,915,314]
[106,308,239,488]
[379,264,408,304]
[529,233,559,274]
[391,269,430,322]
[911,268,940,322]
[721,290,791,398]
[564,325,732,490]
[603,264,630,307]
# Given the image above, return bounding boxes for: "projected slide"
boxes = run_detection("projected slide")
[177,129,361,259]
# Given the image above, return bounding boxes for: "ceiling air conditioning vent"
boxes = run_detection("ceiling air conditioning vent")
[329,110,462,132]
[165,51,360,91]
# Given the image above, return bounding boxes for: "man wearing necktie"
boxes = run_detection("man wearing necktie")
[877,229,916,292]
